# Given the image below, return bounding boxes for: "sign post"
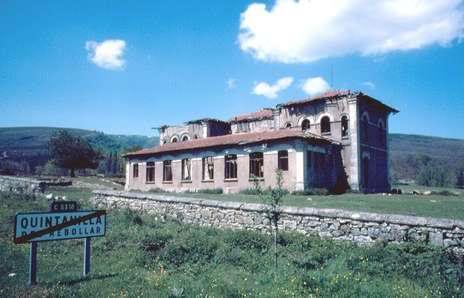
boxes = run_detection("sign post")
[14,201,106,285]
[83,237,91,276]
[29,242,37,286]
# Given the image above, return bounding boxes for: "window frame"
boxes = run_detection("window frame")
[278,150,289,171]
[163,160,173,182]
[202,156,214,181]
[320,116,331,135]
[301,119,310,131]
[224,154,238,180]
[132,163,139,178]
[146,161,155,183]
[249,152,264,179]
[181,158,192,181]
[341,115,349,138]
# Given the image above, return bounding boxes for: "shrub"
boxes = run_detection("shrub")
[292,188,329,196]
[196,188,223,194]
[148,187,166,193]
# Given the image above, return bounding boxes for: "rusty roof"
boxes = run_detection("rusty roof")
[278,90,398,113]
[278,90,353,107]
[125,128,333,157]
[229,108,274,123]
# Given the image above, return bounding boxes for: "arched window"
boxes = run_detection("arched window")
[320,116,331,134]
[162,139,167,144]
[193,135,199,139]
[285,122,292,128]
[341,115,349,138]
[181,135,189,142]
[171,137,178,143]
[362,114,369,143]
[301,119,310,131]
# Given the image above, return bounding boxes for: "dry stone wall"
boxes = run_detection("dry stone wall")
[0,175,47,194]
[92,190,464,251]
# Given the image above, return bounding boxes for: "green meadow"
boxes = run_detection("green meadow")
[1,187,463,297]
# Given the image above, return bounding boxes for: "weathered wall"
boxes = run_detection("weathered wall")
[93,190,464,251]
[126,141,305,193]
[0,175,47,194]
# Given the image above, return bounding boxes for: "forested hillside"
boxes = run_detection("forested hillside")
[389,134,464,186]
[0,127,157,175]
[1,127,463,186]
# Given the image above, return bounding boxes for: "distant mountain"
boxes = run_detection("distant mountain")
[1,127,463,181]
[389,133,464,181]
[0,127,158,171]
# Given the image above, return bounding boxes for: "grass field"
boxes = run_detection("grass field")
[1,187,463,297]
[49,176,464,220]
[153,187,464,220]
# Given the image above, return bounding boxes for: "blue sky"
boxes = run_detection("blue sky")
[1,0,463,139]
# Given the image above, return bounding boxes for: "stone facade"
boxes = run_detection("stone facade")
[0,175,47,194]
[93,190,464,252]
[127,91,397,193]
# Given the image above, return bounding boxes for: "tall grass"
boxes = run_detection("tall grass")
[0,192,463,297]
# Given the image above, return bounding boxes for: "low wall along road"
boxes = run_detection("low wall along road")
[93,190,464,253]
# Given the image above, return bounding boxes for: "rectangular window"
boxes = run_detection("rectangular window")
[278,150,288,171]
[202,156,214,180]
[249,152,264,178]
[163,160,172,182]
[133,164,138,178]
[224,154,237,180]
[146,162,155,183]
[238,122,250,132]
[181,158,191,181]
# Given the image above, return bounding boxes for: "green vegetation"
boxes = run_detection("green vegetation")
[1,189,463,297]
[49,130,103,177]
[2,127,464,184]
[159,187,464,220]
[389,133,464,187]
[0,127,157,176]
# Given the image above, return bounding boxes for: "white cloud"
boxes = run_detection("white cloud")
[227,78,237,89]
[239,0,464,63]
[302,77,330,96]
[252,77,294,99]
[362,81,376,89]
[85,39,126,70]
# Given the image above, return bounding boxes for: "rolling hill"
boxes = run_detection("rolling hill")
[1,127,463,181]
[0,127,158,171]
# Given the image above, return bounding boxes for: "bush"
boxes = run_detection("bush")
[148,187,167,193]
[196,188,223,194]
[430,190,458,196]
[292,188,329,196]
[416,164,455,187]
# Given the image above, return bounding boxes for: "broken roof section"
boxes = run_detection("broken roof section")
[278,90,398,113]
[229,108,274,123]
[184,118,228,125]
[125,128,333,157]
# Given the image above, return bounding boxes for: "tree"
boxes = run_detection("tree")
[261,169,286,275]
[456,168,464,189]
[416,163,455,187]
[49,130,102,177]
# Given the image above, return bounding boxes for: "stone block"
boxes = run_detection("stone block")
[429,231,444,247]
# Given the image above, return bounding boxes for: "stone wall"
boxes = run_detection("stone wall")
[92,190,464,251]
[0,175,47,194]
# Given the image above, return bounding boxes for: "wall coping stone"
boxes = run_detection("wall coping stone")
[92,189,464,229]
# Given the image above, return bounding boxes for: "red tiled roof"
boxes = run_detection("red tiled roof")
[125,128,332,157]
[279,90,352,107]
[229,108,274,123]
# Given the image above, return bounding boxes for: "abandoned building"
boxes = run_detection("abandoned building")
[124,90,398,193]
